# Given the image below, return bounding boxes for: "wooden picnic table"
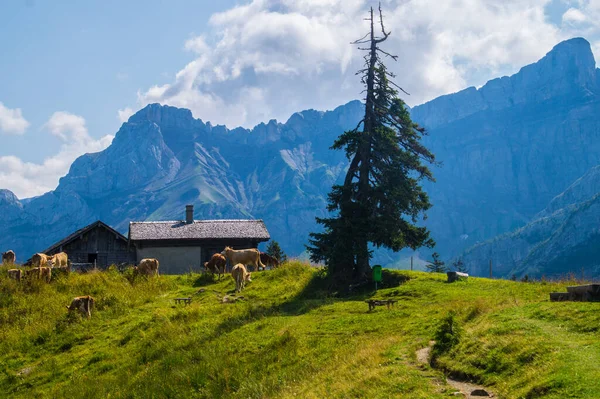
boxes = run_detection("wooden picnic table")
[365,299,398,311]
[174,297,192,305]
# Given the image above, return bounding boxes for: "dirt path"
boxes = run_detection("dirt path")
[416,343,494,398]
[416,341,434,364]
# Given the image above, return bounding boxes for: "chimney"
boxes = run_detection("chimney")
[185,205,194,224]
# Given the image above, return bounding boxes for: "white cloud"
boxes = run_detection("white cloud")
[117,107,134,123]
[563,7,587,23]
[0,111,113,198]
[0,102,30,135]
[44,111,88,142]
[558,2,600,58]
[184,35,210,53]
[133,0,579,129]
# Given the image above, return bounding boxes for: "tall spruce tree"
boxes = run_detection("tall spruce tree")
[308,5,436,284]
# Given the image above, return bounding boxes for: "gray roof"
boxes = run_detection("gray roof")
[128,219,270,241]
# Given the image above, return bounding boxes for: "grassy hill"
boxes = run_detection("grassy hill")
[1,262,599,398]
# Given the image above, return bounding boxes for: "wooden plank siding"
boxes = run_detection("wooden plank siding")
[44,222,135,268]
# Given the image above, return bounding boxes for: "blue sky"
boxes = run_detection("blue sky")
[1,0,599,198]
[0,0,236,162]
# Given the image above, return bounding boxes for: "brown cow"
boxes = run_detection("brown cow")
[7,269,22,282]
[66,295,95,319]
[222,247,266,272]
[25,267,52,283]
[31,253,51,268]
[49,252,68,268]
[204,253,227,279]
[135,258,159,276]
[260,253,280,269]
[2,250,16,265]
[231,263,252,293]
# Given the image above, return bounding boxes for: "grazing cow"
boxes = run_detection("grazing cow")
[25,267,52,283]
[260,253,280,269]
[7,269,22,282]
[221,247,266,272]
[231,263,252,293]
[49,252,68,268]
[31,253,51,268]
[2,250,16,265]
[204,253,227,279]
[66,295,95,319]
[135,258,159,276]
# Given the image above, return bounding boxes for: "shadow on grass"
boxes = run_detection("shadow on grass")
[212,267,412,337]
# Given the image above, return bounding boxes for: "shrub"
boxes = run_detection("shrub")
[432,311,461,363]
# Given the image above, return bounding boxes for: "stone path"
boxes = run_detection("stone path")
[416,343,494,398]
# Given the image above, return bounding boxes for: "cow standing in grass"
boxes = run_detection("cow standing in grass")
[66,296,95,319]
[222,247,266,272]
[135,258,159,277]
[231,263,252,293]
[2,250,16,265]
[49,252,68,268]
[31,253,51,268]
[204,253,226,279]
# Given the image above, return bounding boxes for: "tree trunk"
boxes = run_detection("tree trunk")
[355,7,377,279]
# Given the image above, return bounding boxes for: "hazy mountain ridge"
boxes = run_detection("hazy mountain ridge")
[418,38,600,259]
[411,37,598,129]
[0,101,363,259]
[1,37,599,276]
[461,165,600,278]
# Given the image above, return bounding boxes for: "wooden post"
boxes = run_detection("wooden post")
[489,259,492,279]
[410,256,413,271]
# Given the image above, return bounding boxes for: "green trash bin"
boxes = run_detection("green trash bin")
[373,265,382,290]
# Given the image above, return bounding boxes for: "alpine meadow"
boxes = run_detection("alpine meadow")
[1,2,600,399]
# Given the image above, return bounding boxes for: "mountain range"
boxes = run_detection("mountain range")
[461,165,600,278]
[1,37,599,277]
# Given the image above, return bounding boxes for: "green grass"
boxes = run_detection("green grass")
[0,262,598,398]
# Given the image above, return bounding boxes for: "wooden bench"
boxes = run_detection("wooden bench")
[550,284,600,302]
[549,292,571,302]
[365,299,397,311]
[174,297,192,306]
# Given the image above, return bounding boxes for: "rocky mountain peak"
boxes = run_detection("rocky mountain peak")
[128,103,199,128]
[546,37,595,69]
[515,37,597,96]
[0,189,21,206]
[411,37,598,129]
[0,189,24,223]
